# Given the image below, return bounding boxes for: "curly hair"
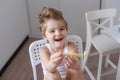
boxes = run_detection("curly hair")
[38,7,68,36]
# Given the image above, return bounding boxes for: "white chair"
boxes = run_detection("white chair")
[29,35,83,80]
[83,8,120,80]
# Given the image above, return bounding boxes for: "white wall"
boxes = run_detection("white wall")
[27,0,60,38]
[27,0,100,42]
[59,0,99,41]
[0,0,30,70]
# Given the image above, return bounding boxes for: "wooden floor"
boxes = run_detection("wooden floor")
[0,38,119,80]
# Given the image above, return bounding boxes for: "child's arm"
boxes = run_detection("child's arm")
[39,47,64,73]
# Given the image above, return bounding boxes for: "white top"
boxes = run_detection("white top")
[41,42,69,79]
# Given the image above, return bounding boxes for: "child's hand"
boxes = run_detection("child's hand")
[50,51,65,66]
[65,56,81,70]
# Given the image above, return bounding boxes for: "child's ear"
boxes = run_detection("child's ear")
[42,35,49,42]
[43,36,48,42]
[43,37,47,41]
[42,34,47,41]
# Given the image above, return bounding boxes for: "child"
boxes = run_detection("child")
[38,7,84,80]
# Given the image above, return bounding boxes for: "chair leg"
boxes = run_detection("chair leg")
[33,67,37,80]
[97,54,103,80]
[108,59,117,69]
[105,54,117,69]
[105,54,110,68]
[116,54,120,80]
[85,66,95,80]
[82,52,88,70]
[82,42,91,71]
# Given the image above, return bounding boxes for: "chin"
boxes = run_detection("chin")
[54,42,64,48]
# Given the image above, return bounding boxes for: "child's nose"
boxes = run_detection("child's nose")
[56,30,61,35]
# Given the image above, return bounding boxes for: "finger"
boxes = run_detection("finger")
[69,56,79,63]
[65,57,73,68]
[67,57,73,64]
[51,53,64,60]
[54,52,64,57]
[53,56,63,61]
[65,63,68,69]
[65,60,70,68]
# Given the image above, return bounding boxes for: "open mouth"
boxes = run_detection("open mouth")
[55,38,63,41]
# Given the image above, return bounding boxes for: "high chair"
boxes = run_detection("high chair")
[29,35,83,80]
[83,8,120,80]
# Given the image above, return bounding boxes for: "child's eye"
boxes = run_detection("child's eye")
[60,28,65,31]
[49,30,54,33]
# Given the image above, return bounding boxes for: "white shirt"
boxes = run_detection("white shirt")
[41,42,68,79]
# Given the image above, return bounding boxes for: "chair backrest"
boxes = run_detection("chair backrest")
[85,8,116,41]
[29,39,47,66]
[29,35,83,66]
[84,8,117,70]
[29,35,83,80]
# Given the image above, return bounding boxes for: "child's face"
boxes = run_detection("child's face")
[43,19,67,48]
